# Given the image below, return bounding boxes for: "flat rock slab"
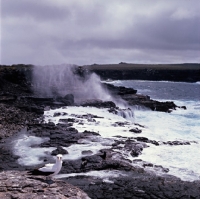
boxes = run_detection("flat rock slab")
[0,170,90,199]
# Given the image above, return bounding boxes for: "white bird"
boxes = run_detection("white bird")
[28,154,63,179]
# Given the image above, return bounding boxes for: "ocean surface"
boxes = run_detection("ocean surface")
[12,79,200,182]
[111,80,200,181]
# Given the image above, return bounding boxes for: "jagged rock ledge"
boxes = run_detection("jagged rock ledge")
[103,83,186,112]
[0,170,90,199]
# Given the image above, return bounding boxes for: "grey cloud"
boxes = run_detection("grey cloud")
[1,0,200,65]
[60,13,200,52]
[125,14,200,51]
[2,0,71,21]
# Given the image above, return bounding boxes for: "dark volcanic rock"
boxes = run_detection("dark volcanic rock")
[82,150,93,155]
[124,139,148,157]
[0,94,17,103]
[28,123,84,148]
[129,128,142,133]
[0,104,40,139]
[66,171,200,199]
[163,140,191,145]
[134,137,160,146]
[23,96,54,104]
[0,65,33,95]
[103,83,181,112]
[122,94,178,112]
[103,83,137,95]
[80,99,116,108]
[83,130,100,136]
[17,105,44,114]
[56,94,74,106]
[51,146,68,155]
[118,86,137,95]
[0,145,20,172]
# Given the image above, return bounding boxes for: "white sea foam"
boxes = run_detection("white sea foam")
[12,133,56,166]
[139,143,200,181]
[55,170,128,183]
[44,106,136,138]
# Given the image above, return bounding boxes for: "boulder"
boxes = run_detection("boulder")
[103,83,137,95]
[129,128,142,133]
[51,146,68,155]
[135,137,160,146]
[81,150,93,155]
[118,86,137,95]
[124,139,147,157]
[80,99,116,109]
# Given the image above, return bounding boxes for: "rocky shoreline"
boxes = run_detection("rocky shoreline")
[0,65,200,198]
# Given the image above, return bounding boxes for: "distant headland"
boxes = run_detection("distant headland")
[1,63,200,82]
[83,63,200,82]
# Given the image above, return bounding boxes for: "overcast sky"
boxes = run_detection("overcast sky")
[1,0,200,66]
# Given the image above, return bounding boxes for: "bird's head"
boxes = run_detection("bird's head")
[56,154,63,162]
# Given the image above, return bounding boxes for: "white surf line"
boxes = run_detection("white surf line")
[55,170,128,183]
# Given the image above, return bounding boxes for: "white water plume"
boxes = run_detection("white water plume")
[117,108,134,120]
[32,64,113,103]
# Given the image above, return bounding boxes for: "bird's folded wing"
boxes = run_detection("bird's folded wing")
[38,163,55,172]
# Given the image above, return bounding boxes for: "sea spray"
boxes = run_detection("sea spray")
[32,64,134,122]
[32,64,113,103]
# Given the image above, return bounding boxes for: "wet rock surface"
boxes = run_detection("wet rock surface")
[0,103,39,139]
[28,123,85,148]
[79,99,117,109]
[65,172,200,199]
[0,170,90,199]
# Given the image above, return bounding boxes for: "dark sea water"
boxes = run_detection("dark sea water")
[110,80,200,101]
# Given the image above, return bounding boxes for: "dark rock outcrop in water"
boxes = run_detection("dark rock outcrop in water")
[103,83,185,112]
[79,99,116,109]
